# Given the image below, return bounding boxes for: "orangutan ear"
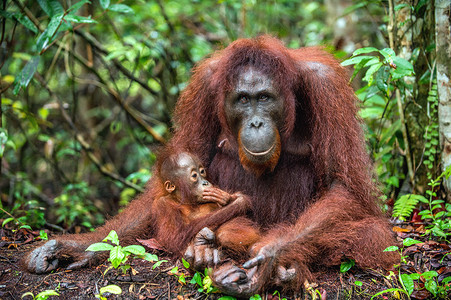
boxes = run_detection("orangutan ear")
[164,181,176,193]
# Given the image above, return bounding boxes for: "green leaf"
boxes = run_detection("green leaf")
[46,14,63,39]
[110,246,126,268]
[352,47,379,56]
[425,279,437,296]
[363,62,383,84]
[340,259,355,273]
[39,230,48,240]
[14,13,38,33]
[123,245,145,256]
[400,273,414,295]
[104,230,119,245]
[354,281,363,287]
[2,217,15,227]
[370,288,408,299]
[379,48,396,61]
[68,0,91,13]
[35,290,59,299]
[341,55,374,66]
[182,258,190,268]
[249,295,262,300]
[20,225,32,230]
[99,284,122,295]
[100,0,110,9]
[403,238,422,246]
[190,272,203,286]
[421,271,438,280]
[13,56,40,95]
[141,253,158,262]
[384,246,399,252]
[37,0,64,17]
[152,259,167,269]
[64,15,97,24]
[86,242,114,252]
[218,297,237,300]
[108,4,134,14]
[393,194,424,220]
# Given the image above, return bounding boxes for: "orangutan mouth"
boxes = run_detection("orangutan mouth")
[242,143,276,157]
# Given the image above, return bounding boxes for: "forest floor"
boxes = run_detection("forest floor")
[0,223,450,300]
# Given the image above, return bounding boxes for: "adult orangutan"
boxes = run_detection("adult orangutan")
[24,36,396,297]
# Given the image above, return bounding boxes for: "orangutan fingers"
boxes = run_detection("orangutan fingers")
[242,254,265,269]
[275,265,296,285]
[67,257,89,270]
[213,248,222,265]
[184,244,194,265]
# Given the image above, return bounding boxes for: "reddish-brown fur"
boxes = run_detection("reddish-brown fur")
[24,36,396,293]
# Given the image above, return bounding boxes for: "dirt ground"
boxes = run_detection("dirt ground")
[0,225,450,300]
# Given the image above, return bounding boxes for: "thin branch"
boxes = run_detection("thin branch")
[34,73,145,193]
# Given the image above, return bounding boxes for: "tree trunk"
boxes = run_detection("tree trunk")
[435,0,451,202]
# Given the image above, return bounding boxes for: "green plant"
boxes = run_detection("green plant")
[95,284,122,300]
[378,238,451,299]
[340,258,355,273]
[417,165,451,239]
[21,289,59,300]
[423,80,439,174]
[85,230,165,275]
[53,182,100,230]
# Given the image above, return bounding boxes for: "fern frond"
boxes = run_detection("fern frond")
[393,194,427,221]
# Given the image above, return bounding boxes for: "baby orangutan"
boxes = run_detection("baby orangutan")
[151,152,260,268]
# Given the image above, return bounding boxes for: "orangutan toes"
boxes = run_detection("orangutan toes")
[184,227,223,270]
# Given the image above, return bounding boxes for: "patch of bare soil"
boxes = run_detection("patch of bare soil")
[0,225,449,300]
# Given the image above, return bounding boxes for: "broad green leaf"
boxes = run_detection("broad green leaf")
[86,242,114,252]
[100,0,110,9]
[99,284,122,295]
[110,246,126,268]
[363,62,383,84]
[108,4,134,14]
[379,48,396,61]
[400,273,414,295]
[384,246,399,252]
[14,13,38,33]
[37,0,64,17]
[46,14,63,39]
[340,259,355,273]
[403,238,422,246]
[123,245,145,255]
[250,295,262,300]
[141,253,158,262]
[352,47,379,56]
[68,0,91,13]
[13,56,40,95]
[36,29,51,52]
[190,272,203,286]
[20,225,32,230]
[64,15,97,24]
[354,281,363,287]
[182,258,190,268]
[425,279,437,296]
[2,217,15,227]
[218,296,237,300]
[152,259,167,269]
[104,230,119,245]
[341,55,374,66]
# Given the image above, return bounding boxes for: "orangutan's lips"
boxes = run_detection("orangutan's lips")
[242,143,276,157]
